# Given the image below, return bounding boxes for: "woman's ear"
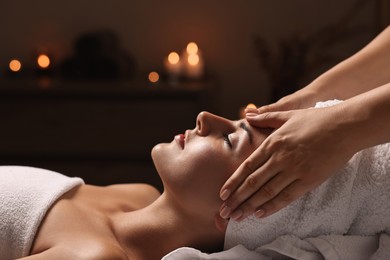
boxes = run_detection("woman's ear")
[214,213,229,233]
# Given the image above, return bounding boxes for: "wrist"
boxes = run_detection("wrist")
[336,85,390,152]
[302,79,335,103]
[331,101,370,155]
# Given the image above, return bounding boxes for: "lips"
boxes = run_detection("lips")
[175,133,185,149]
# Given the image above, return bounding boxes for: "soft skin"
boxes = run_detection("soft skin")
[22,112,269,260]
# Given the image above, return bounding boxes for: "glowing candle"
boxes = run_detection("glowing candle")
[168,52,180,64]
[186,42,198,55]
[188,53,200,66]
[184,42,204,79]
[37,54,50,69]
[148,71,160,83]
[164,51,182,79]
[9,59,22,72]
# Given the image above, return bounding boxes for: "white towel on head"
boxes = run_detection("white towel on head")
[0,166,84,259]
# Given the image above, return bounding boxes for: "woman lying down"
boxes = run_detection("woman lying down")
[1,109,390,260]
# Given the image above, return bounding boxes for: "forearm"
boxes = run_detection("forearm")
[336,83,390,153]
[306,26,390,101]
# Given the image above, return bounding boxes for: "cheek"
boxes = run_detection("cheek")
[152,139,244,204]
[153,140,231,187]
[180,142,237,192]
[183,141,228,174]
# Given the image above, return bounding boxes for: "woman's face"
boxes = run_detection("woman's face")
[151,112,270,213]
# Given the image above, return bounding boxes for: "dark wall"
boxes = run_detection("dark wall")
[0,0,381,118]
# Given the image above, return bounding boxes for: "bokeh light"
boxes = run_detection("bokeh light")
[148,71,160,83]
[37,54,50,69]
[167,52,180,65]
[9,59,22,72]
[186,42,199,55]
[187,53,200,66]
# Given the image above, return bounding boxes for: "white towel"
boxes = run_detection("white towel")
[223,142,390,250]
[164,234,390,260]
[224,100,390,250]
[0,166,84,259]
[163,100,390,259]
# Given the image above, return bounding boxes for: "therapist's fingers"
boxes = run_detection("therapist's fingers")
[244,107,260,114]
[219,143,271,201]
[257,103,283,114]
[219,153,280,219]
[257,97,295,114]
[256,90,314,113]
[246,111,291,129]
[228,171,297,221]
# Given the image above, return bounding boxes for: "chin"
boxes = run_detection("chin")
[151,143,161,160]
[151,143,165,175]
[151,142,178,186]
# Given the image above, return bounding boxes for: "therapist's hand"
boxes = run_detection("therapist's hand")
[257,88,319,113]
[219,105,355,221]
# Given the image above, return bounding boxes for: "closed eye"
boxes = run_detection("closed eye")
[223,133,232,149]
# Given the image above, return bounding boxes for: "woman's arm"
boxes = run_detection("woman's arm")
[308,26,390,101]
[259,26,390,112]
[340,82,390,151]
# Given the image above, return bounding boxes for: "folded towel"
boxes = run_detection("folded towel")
[0,166,84,259]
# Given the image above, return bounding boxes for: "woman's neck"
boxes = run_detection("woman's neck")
[112,193,224,260]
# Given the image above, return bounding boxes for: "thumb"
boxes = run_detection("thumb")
[257,103,277,114]
[246,111,290,129]
[257,101,290,113]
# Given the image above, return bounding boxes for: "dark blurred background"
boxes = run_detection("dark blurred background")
[0,0,388,190]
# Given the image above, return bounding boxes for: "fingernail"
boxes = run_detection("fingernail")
[245,113,258,118]
[231,210,243,221]
[220,205,231,219]
[255,209,265,218]
[245,108,258,113]
[220,189,231,200]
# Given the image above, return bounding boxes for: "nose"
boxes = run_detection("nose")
[196,111,232,136]
[196,112,209,136]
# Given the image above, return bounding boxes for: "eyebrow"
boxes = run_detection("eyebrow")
[240,121,253,144]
